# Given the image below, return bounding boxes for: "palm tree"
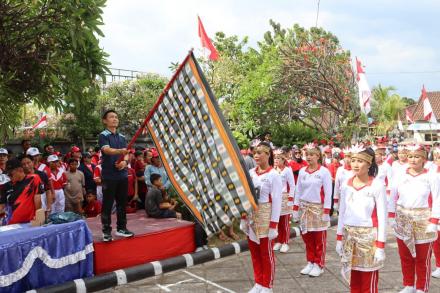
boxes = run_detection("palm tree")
[371,85,407,135]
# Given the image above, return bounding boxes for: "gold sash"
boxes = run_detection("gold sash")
[394,205,436,257]
[341,225,383,283]
[250,202,272,238]
[299,200,329,234]
[280,192,291,215]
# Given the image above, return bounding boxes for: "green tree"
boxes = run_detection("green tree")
[0,0,110,142]
[371,85,407,135]
[97,74,168,136]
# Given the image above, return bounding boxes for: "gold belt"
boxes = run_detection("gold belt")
[280,192,291,215]
[250,202,272,238]
[341,225,382,283]
[299,200,329,234]
[394,205,436,256]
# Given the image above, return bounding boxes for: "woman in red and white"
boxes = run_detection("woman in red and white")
[430,147,440,279]
[292,143,332,277]
[240,141,282,293]
[47,154,67,214]
[333,146,354,212]
[388,145,440,293]
[389,145,409,188]
[336,145,387,293]
[273,148,295,253]
[372,145,391,188]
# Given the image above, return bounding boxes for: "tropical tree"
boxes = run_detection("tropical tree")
[371,85,407,134]
[0,0,110,142]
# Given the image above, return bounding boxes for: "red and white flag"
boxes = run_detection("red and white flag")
[356,57,371,115]
[405,108,414,123]
[32,115,47,129]
[197,16,219,61]
[421,85,437,123]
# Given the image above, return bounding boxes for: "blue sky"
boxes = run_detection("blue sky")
[100,0,440,100]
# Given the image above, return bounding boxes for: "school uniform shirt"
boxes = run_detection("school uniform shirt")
[389,161,408,188]
[275,166,295,202]
[84,200,102,217]
[336,177,387,246]
[333,165,354,203]
[35,162,51,178]
[376,162,391,188]
[0,174,43,225]
[50,168,67,190]
[249,167,283,227]
[388,169,440,223]
[78,163,96,192]
[294,165,333,213]
[93,165,102,185]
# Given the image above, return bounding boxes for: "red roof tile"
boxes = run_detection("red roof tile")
[405,91,440,122]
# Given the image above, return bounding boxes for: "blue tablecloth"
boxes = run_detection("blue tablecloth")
[0,220,94,293]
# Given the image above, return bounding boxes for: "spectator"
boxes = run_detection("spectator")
[71,146,82,166]
[0,148,8,174]
[64,158,85,214]
[43,144,55,157]
[289,147,308,183]
[21,139,31,156]
[90,146,100,166]
[144,149,170,190]
[27,147,51,177]
[243,145,256,171]
[93,164,103,203]
[84,190,102,218]
[145,174,181,219]
[134,150,147,208]
[20,155,54,215]
[0,159,42,225]
[48,154,67,214]
[78,152,96,192]
[127,166,138,202]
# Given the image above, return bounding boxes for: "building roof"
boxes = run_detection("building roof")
[405,91,440,122]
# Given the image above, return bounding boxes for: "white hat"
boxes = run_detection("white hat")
[47,154,59,162]
[0,148,8,155]
[26,147,41,156]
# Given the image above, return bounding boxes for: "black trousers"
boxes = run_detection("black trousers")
[101,178,128,234]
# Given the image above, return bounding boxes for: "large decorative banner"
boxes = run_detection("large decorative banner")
[145,51,257,236]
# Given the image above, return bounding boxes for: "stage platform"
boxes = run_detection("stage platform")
[87,211,195,274]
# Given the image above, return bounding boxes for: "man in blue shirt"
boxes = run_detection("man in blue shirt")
[144,148,171,190]
[98,110,134,242]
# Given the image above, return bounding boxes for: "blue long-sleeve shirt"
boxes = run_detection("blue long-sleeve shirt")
[144,165,171,189]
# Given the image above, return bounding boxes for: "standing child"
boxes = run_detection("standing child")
[48,155,67,214]
[64,159,86,214]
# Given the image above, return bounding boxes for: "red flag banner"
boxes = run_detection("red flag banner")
[32,115,47,129]
[197,16,219,61]
[145,51,256,236]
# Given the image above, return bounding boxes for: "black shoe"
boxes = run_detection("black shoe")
[102,233,113,242]
[115,229,134,238]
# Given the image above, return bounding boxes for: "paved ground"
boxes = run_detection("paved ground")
[100,225,440,293]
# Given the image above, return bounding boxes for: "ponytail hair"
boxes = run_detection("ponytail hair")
[365,147,378,177]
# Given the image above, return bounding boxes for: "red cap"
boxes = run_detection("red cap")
[71,146,81,152]
[151,148,159,158]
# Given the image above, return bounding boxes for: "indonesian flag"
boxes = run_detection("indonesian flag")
[356,57,371,115]
[32,115,47,129]
[405,108,414,123]
[397,114,404,131]
[421,85,437,123]
[197,16,219,61]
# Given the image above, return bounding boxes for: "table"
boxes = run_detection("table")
[0,220,94,293]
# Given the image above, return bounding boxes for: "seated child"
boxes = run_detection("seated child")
[145,174,181,219]
[84,190,102,218]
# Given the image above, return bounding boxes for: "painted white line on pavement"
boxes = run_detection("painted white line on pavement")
[231,242,241,254]
[183,270,236,293]
[151,261,163,275]
[183,253,194,267]
[74,279,87,293]
[114,269,127,285]
[156,278,194,292]
[211,247,221,259]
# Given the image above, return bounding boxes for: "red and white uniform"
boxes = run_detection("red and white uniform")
[35,162,51,178]
[333,165,354,206]
[376,161,391,188]
[389,161,408,188]
[337,177,387,293]
[247,167,282,289]
[294,165,332,268]
[275,166,295,245]
[93,165,103,202]
[389,169,440,292]
[50,168,67,214]
[430,165,440,272]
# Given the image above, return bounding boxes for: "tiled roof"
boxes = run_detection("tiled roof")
[406,91,440,122]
